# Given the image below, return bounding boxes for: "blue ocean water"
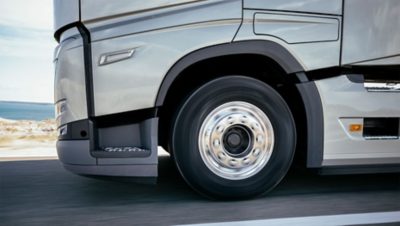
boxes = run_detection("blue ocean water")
[0,101,54,121]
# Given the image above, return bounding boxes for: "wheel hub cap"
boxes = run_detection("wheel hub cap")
[223,126,251,157]
[198,101,275,180]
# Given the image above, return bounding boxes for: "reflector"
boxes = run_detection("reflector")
[349,124,362,132]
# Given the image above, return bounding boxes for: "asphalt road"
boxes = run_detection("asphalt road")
[1,156,400,226]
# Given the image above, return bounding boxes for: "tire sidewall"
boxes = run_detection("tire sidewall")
[172,76,296,199]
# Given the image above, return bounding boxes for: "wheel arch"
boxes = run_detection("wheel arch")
[155,40,304,107]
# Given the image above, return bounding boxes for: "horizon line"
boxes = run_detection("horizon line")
[0,100,53,105]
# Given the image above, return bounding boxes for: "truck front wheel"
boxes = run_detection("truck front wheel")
[171,76,296,199]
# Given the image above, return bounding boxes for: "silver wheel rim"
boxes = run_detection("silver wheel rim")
[198,101,275,180]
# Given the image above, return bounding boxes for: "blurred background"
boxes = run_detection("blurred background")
[0,0,54,103]
[0,0,56,159]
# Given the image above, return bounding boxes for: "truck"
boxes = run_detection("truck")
[53,0,400,199]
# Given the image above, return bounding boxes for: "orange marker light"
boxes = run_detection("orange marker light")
[349,124,363,132]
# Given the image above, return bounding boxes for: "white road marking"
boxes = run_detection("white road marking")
[178,211,400,226]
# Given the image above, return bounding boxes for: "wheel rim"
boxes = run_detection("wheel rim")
[198,101,275,180]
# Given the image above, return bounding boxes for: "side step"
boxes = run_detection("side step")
[92,147,151,158]
[57,118,159,178]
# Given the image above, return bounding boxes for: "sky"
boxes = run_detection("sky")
[0,0,55,103]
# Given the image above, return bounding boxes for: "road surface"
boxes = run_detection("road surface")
[1,156,399,225]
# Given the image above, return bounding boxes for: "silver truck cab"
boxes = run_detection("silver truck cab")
[54,0,400,199]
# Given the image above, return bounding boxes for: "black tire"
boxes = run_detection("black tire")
[171,76,296,199]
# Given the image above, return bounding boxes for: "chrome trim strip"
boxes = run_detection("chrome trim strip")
[364,136,399,140]
[364,82,400,92]
[99,48,136,66]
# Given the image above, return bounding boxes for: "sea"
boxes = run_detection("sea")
[0,101,55,121]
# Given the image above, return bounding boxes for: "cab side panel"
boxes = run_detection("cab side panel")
[342,0,400,65]
[81,0,206,23]
[244,0,342,15]
[80,0,242,116]
[237,2,342,71]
